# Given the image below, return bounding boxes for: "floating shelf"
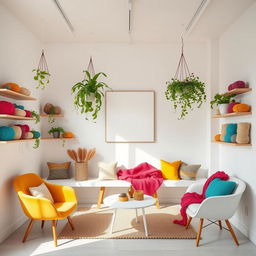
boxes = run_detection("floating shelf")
[212,112,252,118]
[0,89,37,100]
[221,88,252,96]
[0,138,36,144]
[41,137,74,141]
[212,141,251,147]
[0,114,36,121]
[40,113,64,117]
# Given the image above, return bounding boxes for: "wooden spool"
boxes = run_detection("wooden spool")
[75,162,88,181]
[133,190,144,201]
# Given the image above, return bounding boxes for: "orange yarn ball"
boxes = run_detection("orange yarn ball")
[2,83,21,92]
[63,132,74,138]
[233,104,250,112]
[214,134,221,141]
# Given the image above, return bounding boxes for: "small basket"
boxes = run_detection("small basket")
[133,190,144,201]
[118,193,129,202]
[75,162,88,181]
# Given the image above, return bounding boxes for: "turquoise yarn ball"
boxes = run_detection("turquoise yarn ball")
[0,126,15,141]
[31,131,40,139]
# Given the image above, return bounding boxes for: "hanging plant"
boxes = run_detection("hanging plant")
[71,57,110,121]
[31,110,40,124]
[165,39,206,119]
[33,138,40,149]
[33,50,50,89]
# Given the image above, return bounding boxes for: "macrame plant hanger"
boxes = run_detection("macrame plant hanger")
[37,49,50,74]
[87,56,95,77]
[174,38,191,81]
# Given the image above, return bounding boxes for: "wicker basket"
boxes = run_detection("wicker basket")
[75,162,88,181]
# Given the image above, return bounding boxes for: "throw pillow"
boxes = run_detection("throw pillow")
[220,123,228,141]
[29,183,54,202]
[205,178,237,198]
[224,123,237,143]
[160,160,181,180]
[98,161,118,180]
[236,122,251,144]
[47,162,71,180]
[179,163,201,180]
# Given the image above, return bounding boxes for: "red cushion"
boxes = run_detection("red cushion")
[0,101,15,115]
[227,102,239,113]
[16,124,30,138]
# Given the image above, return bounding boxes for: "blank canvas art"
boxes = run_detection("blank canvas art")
[105,91,155,143]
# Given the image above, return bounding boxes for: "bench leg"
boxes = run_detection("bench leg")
[97,187,106,208]
[152,192,160,209]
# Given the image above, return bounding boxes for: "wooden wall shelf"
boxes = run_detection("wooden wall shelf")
[212,141,251,146]
[0,114,36,121]
[212,112,252,118]
[41,137,74,141]
[0,89,37,100]
[0,139,36,144]
[222,88,252,96]
[40,113,64,117]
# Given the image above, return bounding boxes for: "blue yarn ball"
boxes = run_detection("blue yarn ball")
[0,126,15,140]
[14,104,25,110]
[31,131,40,139]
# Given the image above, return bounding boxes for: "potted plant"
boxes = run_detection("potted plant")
[210,93,236,114]
[165,74,206,119]
[48,127,64,138]
[71,70,110,120]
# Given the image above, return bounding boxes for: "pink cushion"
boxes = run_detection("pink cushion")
[16,124,30,138]
[228,80,246,91]
[227,102,239,113]
[0,101,15,115]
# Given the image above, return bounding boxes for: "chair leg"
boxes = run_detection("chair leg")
[52,220,57,247]
[186,216,192,229]
[218,220,222,230]
[97,187,106,209]
[67,216,75,230]
[196,218,204,247]
[152,193,160,209]
[22,219,34,243]
[41,220,45,229]
[225,219,239,246]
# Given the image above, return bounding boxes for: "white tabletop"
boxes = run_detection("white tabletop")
[104,194,156,209]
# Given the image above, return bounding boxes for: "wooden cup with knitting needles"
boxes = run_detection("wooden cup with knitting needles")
[67,148,96,181]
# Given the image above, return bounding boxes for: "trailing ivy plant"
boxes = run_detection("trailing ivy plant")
[165,74,206,119]
[31,110,40,124]
[33,138,40,149]
[32,69,50,89]
[210,93,236,109]
[71,70,110,120]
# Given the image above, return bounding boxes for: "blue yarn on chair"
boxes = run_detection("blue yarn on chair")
[0,126,15,140]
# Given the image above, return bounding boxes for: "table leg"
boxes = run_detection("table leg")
[135,209,138,223]
[142,208,148,237]
[110,209,117,234]
[97,187,105,209]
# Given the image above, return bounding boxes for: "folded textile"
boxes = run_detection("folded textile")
[173,171,229,226]
[117,162,163,196]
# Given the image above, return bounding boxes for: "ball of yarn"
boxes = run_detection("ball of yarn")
[236,122,251,144]
[0,126,15,141]
[0,101,15,115]
[233,104,251,112]
[15,108,26,117]
[227,102,239,113]
[31,131,40,138]
[63,131,74,138]
[16,124,30,138]
[19,87,31,96]
[228,81,246,91]
[14,104,25,110]
[214,134,221,141]
[44,103,54,114]
[1,83,21,92]
[24,132,34,139]
[25,110,32,117]
[11,126,22,140]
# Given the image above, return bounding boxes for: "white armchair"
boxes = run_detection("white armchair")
[185,177,246,247]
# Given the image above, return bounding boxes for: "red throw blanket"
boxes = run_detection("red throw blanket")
[117,162,163,196]
[173,171,229,226]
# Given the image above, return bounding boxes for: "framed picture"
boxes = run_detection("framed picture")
[105,90,155,143]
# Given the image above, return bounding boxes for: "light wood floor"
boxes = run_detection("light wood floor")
[0,204,255,256]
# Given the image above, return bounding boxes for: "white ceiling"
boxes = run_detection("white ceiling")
[0,0,255,43]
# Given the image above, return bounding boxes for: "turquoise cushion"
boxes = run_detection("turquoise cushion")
[205,178,237,198]
[0,126,15,141]
[224,123,237,143]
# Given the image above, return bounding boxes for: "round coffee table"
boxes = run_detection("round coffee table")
[104,194,156,237]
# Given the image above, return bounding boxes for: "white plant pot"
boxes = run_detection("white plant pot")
[86,94,95,102]
[218,103,229,114]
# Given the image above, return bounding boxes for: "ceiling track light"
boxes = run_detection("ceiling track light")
[53,0,74,32]
[185,0,211,34]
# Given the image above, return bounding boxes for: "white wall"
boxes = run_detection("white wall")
[218,2,256,244]
[41,42,210,203]
[0,4,42,243]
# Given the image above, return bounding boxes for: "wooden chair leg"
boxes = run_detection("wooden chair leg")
[67,216,74,230]
[152,193,160,209]
[225,219,239,246]
[52,220,57,247]
[41,220,45,229]
[22,219,34,243]
[196,218,204,247]
[218,220,222,230]
[186,216,192,229]
[97,187,106,209]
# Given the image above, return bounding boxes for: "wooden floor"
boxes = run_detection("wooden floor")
[0,204,255,256]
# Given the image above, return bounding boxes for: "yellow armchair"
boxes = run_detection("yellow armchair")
[13,173,77,247]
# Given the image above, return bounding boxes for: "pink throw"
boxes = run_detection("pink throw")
[117,162,163,196]
[173,171,229,226]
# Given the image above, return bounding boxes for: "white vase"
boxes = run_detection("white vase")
[218,103,229,114]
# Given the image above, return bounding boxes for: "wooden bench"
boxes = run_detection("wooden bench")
[47,178,206,209]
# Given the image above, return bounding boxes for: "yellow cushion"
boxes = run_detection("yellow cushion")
[160,160,181,180]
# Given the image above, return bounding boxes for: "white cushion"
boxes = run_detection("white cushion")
[98,161,117,180]
[29,183,54,202]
